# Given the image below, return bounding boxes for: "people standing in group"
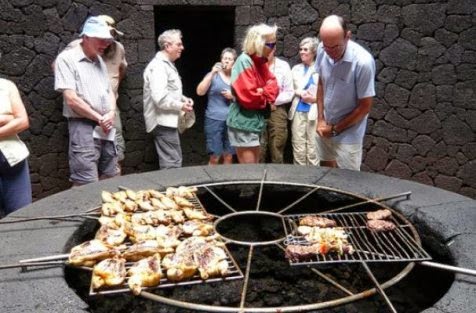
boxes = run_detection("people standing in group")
[0,58,32,216]
[289,37,320,166]
[143,29,194,170]
[196,48,237,165]
[58,15,128,173]
[315,15,376,170]
[259,46,293,164]
[226,24,279,164]
[54,16,118,186]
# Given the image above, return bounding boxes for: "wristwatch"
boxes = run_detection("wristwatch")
[331,124,338,137]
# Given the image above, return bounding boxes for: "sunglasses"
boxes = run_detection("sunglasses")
[264,42,276,49]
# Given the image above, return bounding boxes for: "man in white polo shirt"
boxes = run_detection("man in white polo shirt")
[315,15,376,170]
[54,16,118,185]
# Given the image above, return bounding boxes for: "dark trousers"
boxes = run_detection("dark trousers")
[0,151,32,216]
[152,125,182,169]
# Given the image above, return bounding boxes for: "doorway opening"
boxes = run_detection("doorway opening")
[154,6,236,165]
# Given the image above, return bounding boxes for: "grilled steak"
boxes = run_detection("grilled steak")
[367,219,396,232]
[285,243,354,262]
[299,215,337,228]
[366,209,392,220]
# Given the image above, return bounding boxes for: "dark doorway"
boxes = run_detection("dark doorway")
[154,6,235,166]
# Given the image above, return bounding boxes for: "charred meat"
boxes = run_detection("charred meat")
[366,209,392,220]
[299,215,337,228]
[367,219,396,232]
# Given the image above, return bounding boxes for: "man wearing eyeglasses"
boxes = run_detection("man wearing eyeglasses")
[315,15,376,171]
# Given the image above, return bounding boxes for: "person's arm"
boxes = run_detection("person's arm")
[316,76,327,136]
[63,89,103,123]
[196,63,221,96]
[273,62,294,106]
[331,96,373,135]
[0,82,29,139]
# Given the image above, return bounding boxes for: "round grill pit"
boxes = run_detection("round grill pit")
[63,182,455,313]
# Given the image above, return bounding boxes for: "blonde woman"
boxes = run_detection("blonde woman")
[226,24,280,164]
[289,37,320,165]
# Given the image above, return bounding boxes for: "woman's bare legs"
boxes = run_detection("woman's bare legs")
[223,153,233,164]
[236,146,260,164]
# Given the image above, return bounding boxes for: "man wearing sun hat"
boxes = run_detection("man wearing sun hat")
[54,16,118,186]
[59,15,128,173]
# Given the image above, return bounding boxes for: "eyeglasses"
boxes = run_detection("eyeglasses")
[323,44,344,51]
[264,42,276,49]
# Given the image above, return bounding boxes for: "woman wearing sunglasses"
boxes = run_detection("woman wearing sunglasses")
[226,24,279,164]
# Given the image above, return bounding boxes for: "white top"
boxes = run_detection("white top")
[269,57,294,106]
[0,79,29,167]
[143,51,185,132]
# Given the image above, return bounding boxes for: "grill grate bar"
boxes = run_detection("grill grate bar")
[284,211,432,265]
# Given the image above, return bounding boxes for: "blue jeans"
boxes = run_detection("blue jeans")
[0,151,32,216]
[205,117,235,156]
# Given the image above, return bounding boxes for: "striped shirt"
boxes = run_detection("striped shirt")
[54,43,112,118]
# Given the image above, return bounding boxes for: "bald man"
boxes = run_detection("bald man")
[315,15,376,170]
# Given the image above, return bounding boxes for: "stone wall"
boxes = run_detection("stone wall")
[0,0,474,199]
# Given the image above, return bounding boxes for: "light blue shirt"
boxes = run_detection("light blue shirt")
[205,74,231,121]
[315,40,376,144]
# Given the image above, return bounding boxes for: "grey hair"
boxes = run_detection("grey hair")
[220,47,237,60]
[300,37,319,55]
[157,29,182,50]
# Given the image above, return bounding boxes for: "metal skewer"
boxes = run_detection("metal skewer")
[203,186,237,213]
[19,254,69,263]
[0,212,100,224]
[419,261,476,276]
[322,191,412,214]
[255,170,267,211]
[361,262,398,313]
[278,186,320,214]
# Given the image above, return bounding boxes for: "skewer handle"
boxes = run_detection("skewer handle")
[19,254,69,263]
[420,261,476,276]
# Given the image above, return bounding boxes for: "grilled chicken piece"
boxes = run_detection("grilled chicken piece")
[156,225,182,250]
[367,219,396,232]
[161,237,206,281]
[101,201,124,217]
[92,257,126,289]
[68,239,118,267]
[367,209,392,220]
[101,191,115,203]
[299,216,337,228]
[123,199,139,213]
[147,189,163,200]
[174,195,194,208]
[194,245,228,280]
[136,190,151,201]
[128,253,162,295]
[125,224,158,243]
[150,197,168,210]
[113,191,128,203]
[166,186,197,199]
[137,200,155,211]
[125,189,138,201]
[159,196,179,210]
[183,208,209,220]
[167,209,185,224]
[95,224,127,246]
[122,240,169,261]
[182,220,214,236]
[131,210,171,226]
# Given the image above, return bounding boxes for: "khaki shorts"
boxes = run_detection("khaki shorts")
[228,127,260,147]
[68,119,118,184]
[317,136,362,171]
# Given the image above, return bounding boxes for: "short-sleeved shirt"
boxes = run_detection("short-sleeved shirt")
[54,44,112,118]
[205,74,231,121]
[315,40,376,144]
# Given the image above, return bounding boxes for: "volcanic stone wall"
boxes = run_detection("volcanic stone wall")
[0,0,474,199]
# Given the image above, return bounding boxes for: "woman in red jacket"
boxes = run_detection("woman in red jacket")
[226,24,279,164]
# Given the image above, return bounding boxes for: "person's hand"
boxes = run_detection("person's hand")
[221,89,234,101]
[317,120,332,138]
[182,98,194,112]
[99,110,115,133]
[301,90,315,103]
[211,62,222,74]
[270,104,277,111]
[0,113,14,126]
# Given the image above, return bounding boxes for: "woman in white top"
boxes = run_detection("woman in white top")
[0,74,32,216]
[288,37,320,165]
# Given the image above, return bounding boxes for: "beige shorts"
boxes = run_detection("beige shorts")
[316,136,362,171]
